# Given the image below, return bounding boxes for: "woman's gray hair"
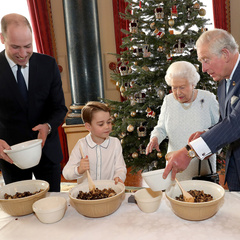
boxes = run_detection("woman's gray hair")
[196,28,239,57]
[165,61,200,87]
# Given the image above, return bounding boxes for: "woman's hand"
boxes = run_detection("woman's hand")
[78,155,90,174]
[146,137,160,155]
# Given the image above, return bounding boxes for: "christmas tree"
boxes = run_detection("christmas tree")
[105,0,217,174]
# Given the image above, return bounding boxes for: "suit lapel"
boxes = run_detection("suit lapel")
[0,51,28,112]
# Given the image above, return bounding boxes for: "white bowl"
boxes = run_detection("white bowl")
[165,180,225,221]
[142,169,174,191]
[4,139,42,169]
[69,180,125,218]
[33,196,67,224]
[135,188,162,213]
[0,180,49,216]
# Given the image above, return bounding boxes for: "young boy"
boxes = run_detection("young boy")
[62,101,127,184]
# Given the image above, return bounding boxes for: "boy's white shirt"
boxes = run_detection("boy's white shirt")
[62,133,127,183]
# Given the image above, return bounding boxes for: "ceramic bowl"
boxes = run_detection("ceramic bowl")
[4,139,42,169]
[134,188,162,213]
[165,180,225,221]
[33,196,67,224]
[0,180,49,216]
[142,168,174,191]
[69,180,125,218]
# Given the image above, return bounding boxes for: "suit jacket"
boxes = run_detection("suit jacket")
[201,61,240,178]
[0,50,68,164]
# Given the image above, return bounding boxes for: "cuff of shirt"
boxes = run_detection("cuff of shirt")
[190,137,212,160]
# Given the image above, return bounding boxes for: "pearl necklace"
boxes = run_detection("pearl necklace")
[180,90,195,110]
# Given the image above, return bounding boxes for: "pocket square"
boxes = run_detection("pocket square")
[231,95,239,105]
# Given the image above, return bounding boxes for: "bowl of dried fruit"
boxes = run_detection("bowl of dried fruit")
[69,180,125,218]
[165,180,225,221]
[0,179,49,216]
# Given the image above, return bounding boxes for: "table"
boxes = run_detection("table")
[1,191,240,240]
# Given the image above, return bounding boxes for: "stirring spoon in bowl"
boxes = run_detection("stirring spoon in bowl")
[79,144,96,192]
[175,178,194,202]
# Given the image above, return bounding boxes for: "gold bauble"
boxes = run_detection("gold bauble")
[157,152,162,158]
[193,3,200,9]
[114,113,118,118]
[199,8,206,16]
[168,18,174,27]
[120,85,125,93]
[116,81,120,87]
[130,111,136,117]
[127,124,134,132]
[132,152,138,158]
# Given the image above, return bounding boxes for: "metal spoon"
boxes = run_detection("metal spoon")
[175,178,194,202]
[79,144,96,192]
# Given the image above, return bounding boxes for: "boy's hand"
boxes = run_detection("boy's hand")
[78,155,90,174]
[114,177,124,185]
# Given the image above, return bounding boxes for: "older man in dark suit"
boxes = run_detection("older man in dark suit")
[0,13,68,191]
[163,29,240,191]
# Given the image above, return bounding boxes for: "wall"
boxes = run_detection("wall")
[230,0,240,46]
[50,0,120,112]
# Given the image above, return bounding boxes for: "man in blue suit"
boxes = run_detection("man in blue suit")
[163,29,240,191]
[0,13,68,191]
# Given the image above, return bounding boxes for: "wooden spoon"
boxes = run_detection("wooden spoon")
[175,178,194,202]
[79,144,96,192]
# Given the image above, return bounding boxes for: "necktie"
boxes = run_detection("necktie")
[226,79,231,94]
[17,65,28,102]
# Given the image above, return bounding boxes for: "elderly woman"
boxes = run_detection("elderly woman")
[146,61,219,181]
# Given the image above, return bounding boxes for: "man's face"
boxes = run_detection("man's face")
[197,43,228,81]
[1,24,33,66]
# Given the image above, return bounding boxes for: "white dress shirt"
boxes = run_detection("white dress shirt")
[62,133,127,183]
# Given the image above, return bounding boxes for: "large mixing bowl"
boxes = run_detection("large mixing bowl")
[165,180,225,221]
[0,179,49,216]
[69,180,125,218]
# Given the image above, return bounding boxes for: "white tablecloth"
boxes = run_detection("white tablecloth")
[1,191,240,240]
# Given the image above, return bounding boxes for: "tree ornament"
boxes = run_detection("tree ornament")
[153,28,164,38]
[154,6,164,19]
[130,111,136,117]
[127,124,134,132]
[119,63,129,76]
[139,144,146,154]
[146,107,156,118]
[119,132,126,138]
[157,152,162,158]
[133,46,143,56]
[171,5,178,17]
[142,66,149,71]
[114,113,118,118]
[137,123,147,137]
[199,8,206,16]
[132,152,138,158]
[129,19,138,33]
[193,2,200,10]
[150,22,155,29]
[143,44,151,57]
[134,92,146,103]
[168,18,174,27]
[116,81,120,87]
[173,39,186,54]
[120,85,125,93]
[157,89,165,99]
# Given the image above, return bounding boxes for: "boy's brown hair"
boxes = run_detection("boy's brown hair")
[81,101,111,124]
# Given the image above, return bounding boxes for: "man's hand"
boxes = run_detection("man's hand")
[146,137,160,155]
[163,147,192,180]
[188,131,205,143]
[32,124,50,147]
[0,139,13,164]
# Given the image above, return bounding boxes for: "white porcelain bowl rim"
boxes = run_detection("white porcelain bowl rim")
[141,169,164,177]
[3,139,42,154]
[135,189,162,203]
[33,197,67,213]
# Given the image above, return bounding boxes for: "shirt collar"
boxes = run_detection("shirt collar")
[85,133,110,149]
[229,53,240,80]
[4,51,29,69]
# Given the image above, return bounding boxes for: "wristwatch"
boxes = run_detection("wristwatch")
[185,144,196,158]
